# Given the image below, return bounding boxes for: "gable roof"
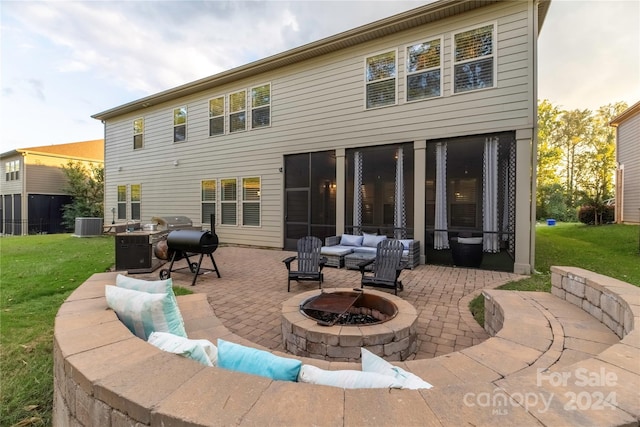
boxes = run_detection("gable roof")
[93,0,551,121]
[0,139,104,161]
[610,100,640,126]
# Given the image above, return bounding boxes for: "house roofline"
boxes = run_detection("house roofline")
[92,0,551,121]
[610,100,640,126]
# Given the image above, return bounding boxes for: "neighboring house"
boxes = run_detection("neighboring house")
[92,0,551,274]
[611,100,640,224]
[0,140,104,235]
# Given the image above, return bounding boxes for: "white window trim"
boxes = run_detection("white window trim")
[173,106,188,143]
[241,176,262,227]
[208,96,225,137]
[220,177,238,226]
[201,179,217,226]
[228,90,247,134]
[405,36,443,103]
[451,21,497,95]
[250,83,271,130]
[363,48,398,110]
[116,185,127,220]
[133,117,144,150]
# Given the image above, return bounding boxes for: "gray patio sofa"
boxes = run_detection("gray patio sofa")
[320,234,420,269]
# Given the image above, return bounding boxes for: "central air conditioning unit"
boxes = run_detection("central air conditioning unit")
[74,217,103,237]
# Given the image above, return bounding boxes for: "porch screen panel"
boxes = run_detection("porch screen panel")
[434,142,449,249]
[483,137,499,252]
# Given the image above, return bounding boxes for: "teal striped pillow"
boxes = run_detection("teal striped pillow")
[105,285,187,340]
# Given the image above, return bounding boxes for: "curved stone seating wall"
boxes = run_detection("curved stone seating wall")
[53,268,640,426]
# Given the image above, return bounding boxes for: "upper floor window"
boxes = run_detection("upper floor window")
[209,97,225,136]
[173,106,187,142]
[5,160,19,181]
[242,177,261,226]
[201,179,216,226]
[229,91,246,133]
[220,178,237,225]
[453,23,495,94]
[365,50,396,109]
[133,118,144,149]
[251,83,271,129]
[406,38,442,101]
[130,184,141,220]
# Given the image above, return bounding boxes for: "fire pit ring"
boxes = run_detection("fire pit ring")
[282,288,418,362]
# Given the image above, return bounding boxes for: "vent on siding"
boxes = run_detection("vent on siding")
[74,217,103,237]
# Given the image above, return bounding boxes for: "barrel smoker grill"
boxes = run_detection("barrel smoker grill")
[160,230,221,286]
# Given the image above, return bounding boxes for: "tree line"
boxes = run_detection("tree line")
[537,99,627,224]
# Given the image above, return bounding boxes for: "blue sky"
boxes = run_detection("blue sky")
[1,0,638,154]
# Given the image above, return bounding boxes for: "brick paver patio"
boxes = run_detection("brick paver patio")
[136,245,524,359]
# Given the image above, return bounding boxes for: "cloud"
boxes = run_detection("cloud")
[3,1,431,96]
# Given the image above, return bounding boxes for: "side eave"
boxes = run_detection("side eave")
[610,100,640,127]
[93,0,550,122]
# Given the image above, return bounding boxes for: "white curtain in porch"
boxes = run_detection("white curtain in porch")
[434,142,449,249]
[483,137,500,253]
[353,151,363,234]
[394,147,406,239]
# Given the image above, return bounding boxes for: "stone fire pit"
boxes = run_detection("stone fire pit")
[281,288,418,362]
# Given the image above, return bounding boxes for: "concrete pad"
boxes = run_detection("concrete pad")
[461,337,543,377]
[345,388,441,426]
[241,381,345,426]
[152,366,273,426]
[95,352,205,424]
[435,351,502,383]
[421,382,542,426]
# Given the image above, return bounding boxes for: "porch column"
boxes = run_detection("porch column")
[336,148,346,235]
[514,128,534,274]
[413,140,426,264]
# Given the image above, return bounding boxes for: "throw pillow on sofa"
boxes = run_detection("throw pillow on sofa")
[362,233,387,247]
[340,234,364,246]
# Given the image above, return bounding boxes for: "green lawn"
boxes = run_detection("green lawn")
[470,223,640,324]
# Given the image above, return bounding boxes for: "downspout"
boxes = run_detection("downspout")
[21,152,27,235]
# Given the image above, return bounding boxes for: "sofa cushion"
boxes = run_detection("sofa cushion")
[363,233,387,248]
[321,246,354,256]
[398,239,413,250]
[340,234,364,246]
[352,247,377,255]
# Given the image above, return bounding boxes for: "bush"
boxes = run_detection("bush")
[578,205,615,225]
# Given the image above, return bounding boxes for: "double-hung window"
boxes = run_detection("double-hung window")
[242,177,261,226]
[365,50,397,109]
[406,38,442,101]
[130,184,141,220]
[250,84,270,129]
[117,185,127,220]
[220,178,237,225]
[201,180,216,226]
[229,91,246,133]
[209,97,224,136]
[453,23,495,93]
[133,118,144,149]
[173,106,187,142]
[5,160,19,181]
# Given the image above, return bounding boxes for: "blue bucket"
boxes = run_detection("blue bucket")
[546,219,556,226]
